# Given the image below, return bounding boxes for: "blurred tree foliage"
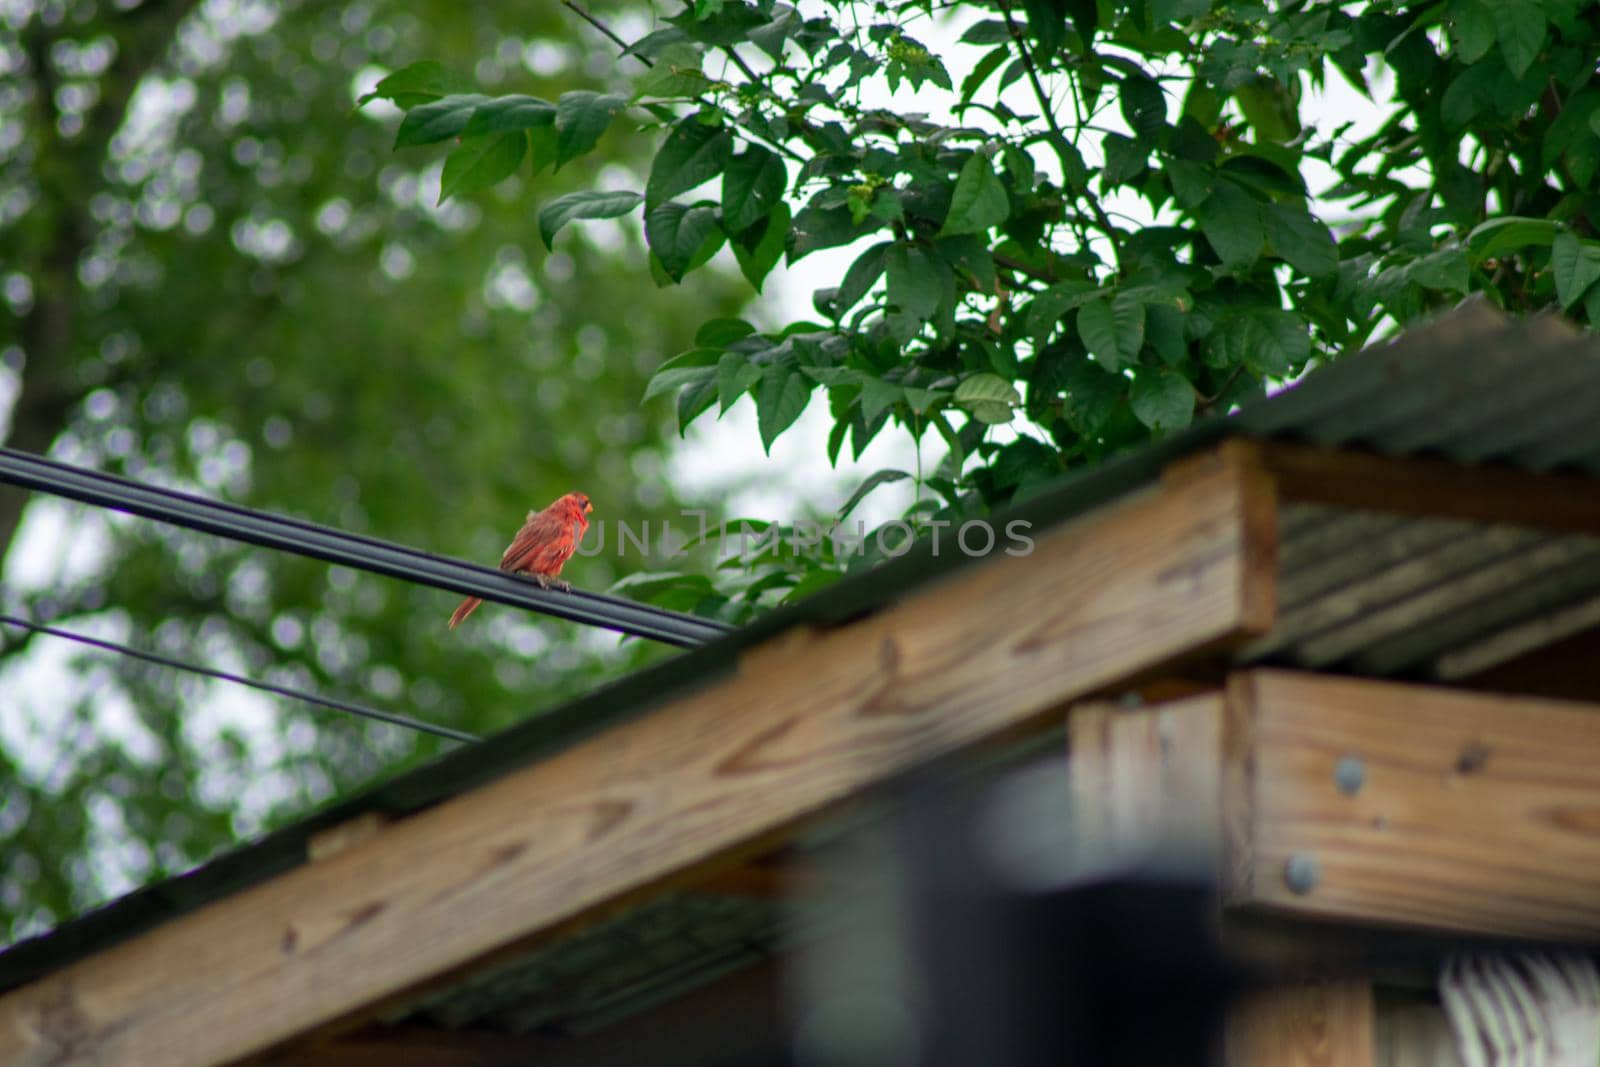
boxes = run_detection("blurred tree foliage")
[380,0,1600,616]
[0,0,745,937]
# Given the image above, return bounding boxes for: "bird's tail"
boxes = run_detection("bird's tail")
[448,596,482,629]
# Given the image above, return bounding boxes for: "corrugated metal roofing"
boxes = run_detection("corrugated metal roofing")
[6,300,1600,1024]
[1243,503,1600,678]
[406,892,780,1035]
[1230,304,1600,473]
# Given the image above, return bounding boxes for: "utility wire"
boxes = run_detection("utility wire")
[0,613,480,744]
[0,447,732,648]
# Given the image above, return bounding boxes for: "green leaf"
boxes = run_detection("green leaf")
[722,145,787,235]
[1198,181,1264,270]
[1205,309,1308,377]
[358,61,471,108]
[646,202,722,281]
[1183,81,1222,128]
[901,386,945,415]
[1101,133,1149,186]
[960,45,1010,103]
[1551,232,1600,309]
[1129,368,1194,431]
[461,95,557,137]
[960,20,1012,44]
[1020,0,1071,54]
[1151,0,1210,20]
[1407,247,1469,293]
[757,366,810,453]
[1440,66,1495,130]
[668,0,770,46]
[678,372,719,431]
[885,244,943,321]
[732,202,789,290]
[838,469,912,519]
[438,132,526,204]
[647,115,734,209]
[642,347,721,403]
[1545,91,1600,176]
[1448,0,1496,62]
[696,318,757,346]
[1025,280,1100,343]
[634,46,708,99]
[955,373,1020,423]
[1120,74,1167,140]
[1465,217,1561,262]
[555,90,627,168]
[1166,160,1213,209]
[789,204,871,262]
[717,352,763,412]
[1145,304,1188,366]
[936,234,996,292]
[393,94,488,147]
[608,570,711,599]
[1263,203,1337,277]
[836,241,893,318]
[537,190,643,249]
[940,152,1010,236]
[1234,77,1299,143]
[529,124,559,175]
[854,378,897,425]
[954,372,1021,407]
[966,400,1016,425]
[1077,295,1145,372]
[1493,0,1546,79]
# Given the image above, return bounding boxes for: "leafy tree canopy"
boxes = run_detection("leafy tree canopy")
[0,0,744,937]
[374,0,1600,608]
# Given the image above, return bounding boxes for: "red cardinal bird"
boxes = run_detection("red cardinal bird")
[448,492,593,629]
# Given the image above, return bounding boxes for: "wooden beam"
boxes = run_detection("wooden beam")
[1248,439,1600,536]
[1226,670,1600,938]
[0,448,1277,1067]
[1227,980,1374,1067]
[1067,694,1225,870]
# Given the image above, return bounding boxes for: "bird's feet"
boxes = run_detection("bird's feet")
[521,572,572,593]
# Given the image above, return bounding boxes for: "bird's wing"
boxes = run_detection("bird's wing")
[500,510,582,575]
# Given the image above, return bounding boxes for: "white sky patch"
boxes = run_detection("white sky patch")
[0,611,163,781]
[3,500,115,593]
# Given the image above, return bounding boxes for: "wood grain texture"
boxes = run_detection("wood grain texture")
[0,452,1276,1067]
[1067,695,1224,871]
[1228,980,1374,1067]
[1226,670,1600,937]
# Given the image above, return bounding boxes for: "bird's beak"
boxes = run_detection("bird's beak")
[584,500,593,514]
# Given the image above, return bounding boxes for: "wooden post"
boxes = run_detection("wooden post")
[1228,980,1375,1067]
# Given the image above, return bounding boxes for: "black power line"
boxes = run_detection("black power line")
[0,447,732,648]
[0,613,480,744]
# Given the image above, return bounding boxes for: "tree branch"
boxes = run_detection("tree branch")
[560,0,648,65]
[558,0,808,164]
[993,0,1122,271]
